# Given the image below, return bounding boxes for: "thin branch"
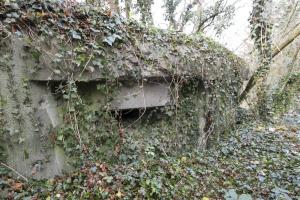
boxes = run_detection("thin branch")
[0,162,29,182]
[195,0,232,33]
[282,1,299,32]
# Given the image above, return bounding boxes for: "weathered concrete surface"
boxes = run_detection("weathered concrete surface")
[0,37,176,179]
[77,80,173,110]
[0,1,245,179]
[0,37,243,179]
[30,83,73,178]
[0,38,72,179]
[112,82,172,109]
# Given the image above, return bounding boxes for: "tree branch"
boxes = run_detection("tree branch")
[272,24,300,58]
[240,24,300,102]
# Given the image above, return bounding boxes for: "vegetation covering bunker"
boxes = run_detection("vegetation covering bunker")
[0,1,246,179]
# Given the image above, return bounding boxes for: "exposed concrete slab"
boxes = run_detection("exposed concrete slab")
[30,83,73,179]
[28,67,169,82]
[112,82,172,110]
[0,37,72,179]
[77,81,173,111]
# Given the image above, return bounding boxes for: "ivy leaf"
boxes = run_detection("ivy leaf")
[103,34,122,46]
[57,135,64,141]
[92,59,103,68]
[7,12,20,19]
[239,194,252,200]
[10,3,20,10]
[104,176,113,183]
[224,189,238,200]
[70,30,81,40]
[90,27,101,33]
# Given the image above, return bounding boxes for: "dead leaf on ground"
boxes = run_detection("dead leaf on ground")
[11,182,24,191]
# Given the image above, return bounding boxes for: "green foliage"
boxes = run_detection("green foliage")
[5,116,300,199]
[0,2,245,195]
[163,0,181,29]
[272,73,300,114]
[54,80,120,166]
[0,92,9,176]
[246,0,273,118]
[0,0,244,78]
[46,70,240,169]
[136,0,154,25]
[250,0,273,66]
[54,78,204,165]
[0,0,243,165]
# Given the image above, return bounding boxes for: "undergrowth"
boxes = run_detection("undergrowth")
[1,117,299,199]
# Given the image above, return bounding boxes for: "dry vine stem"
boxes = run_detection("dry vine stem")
[0,162,28,182]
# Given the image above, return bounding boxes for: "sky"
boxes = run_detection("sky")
[150,0,252,55]
[211,0,252,54]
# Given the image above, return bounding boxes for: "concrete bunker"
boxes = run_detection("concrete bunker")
[0,1,245,179]
[35,77,177,124]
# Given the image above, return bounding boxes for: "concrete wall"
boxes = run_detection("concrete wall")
[0,37,191,179]
[0,35,239,179]
[0,37,73,179]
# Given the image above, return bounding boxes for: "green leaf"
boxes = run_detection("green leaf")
[104,176,113,183]
[57,135,64,141]
[224,189,238,200]
[239,194,252,200]
[103,34,122,46]
[70,30,82,40]
[24,150,29,159]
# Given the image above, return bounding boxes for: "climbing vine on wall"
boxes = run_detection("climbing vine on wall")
[0,0,243,167]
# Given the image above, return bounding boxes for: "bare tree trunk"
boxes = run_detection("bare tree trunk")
[125,0,132,19]
[108,0,120,15]
[272,24,300,58]
[240,24,300,102]
[282,0,299,32]
[239,0,273,103]
[115,0,120,15]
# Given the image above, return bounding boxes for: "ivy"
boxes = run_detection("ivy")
[272,73,300,114]
[0,0,243,186]
[4,115,300,199]
[250,0,273,66]
[241,0,274,119]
